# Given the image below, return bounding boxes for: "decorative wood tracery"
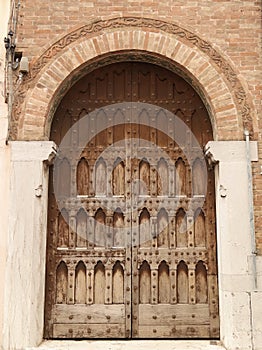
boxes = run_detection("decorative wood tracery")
[45,62,219,339]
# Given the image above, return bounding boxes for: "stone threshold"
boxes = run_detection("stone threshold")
[27,340,225,350]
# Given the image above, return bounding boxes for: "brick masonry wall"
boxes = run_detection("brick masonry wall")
[13,0,262,251]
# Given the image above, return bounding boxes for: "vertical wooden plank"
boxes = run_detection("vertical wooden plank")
[112,262,124,304]
[177,261,188,304]
[169,216,176,249]
[132,254,139,338]
[76,158,89,196]
[139,208,151,247]
[77,109,89,148]
[188,264,196,305]
[175,158,186,196]
[187,214,194,248]
[107,165,113,197]
[196,261,208,304]
[105,267,112,305]
[125,115,132,338]
[75,261,86,304]
[158,262,170,303]
[157,209,169,248]
[157,158,169,195]
[176,208,187,248]
[95,109,107,147]
[56,262,68,304]
[94,262,105,304]
[194,209,206,247]
[113,109,125,143]
[89,164,95,196]
[151,217,157,249]
[106,215,113,248]
[87,215,94,248]
[57,210,69,248]
[76,209,87,248]
[170,268,177,304]
[94,209,106,247]
[69,214,76,249]
[156,109,168,148]
[95,158,107,196]
[139,109,150,146]
[71,165,77,198]
[57,158,71,198]
[125,244,132,338]
[113,210,125,247]
[139,261,151,304]
[169,165,175,197]
[150,109,157,145]
[150,163,157,196]
[150,70,156,99]
[192,159,206,196]
[67,266,75,305]
[208,274,220,338]
[112,160,125,196]
[139,159,150,196]
[151,268,158,304]
[86,268,94,305]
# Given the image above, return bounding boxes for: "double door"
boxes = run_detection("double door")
[45,62,219,339]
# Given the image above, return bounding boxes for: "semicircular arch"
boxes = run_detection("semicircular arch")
[11,17,255,141]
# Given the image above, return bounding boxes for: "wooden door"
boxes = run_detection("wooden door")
[45,62,219,339]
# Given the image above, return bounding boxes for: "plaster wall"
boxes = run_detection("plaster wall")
[0,0,10,347]
[252,256,262,350]
[2,141,56,350]
[205,141,258,350]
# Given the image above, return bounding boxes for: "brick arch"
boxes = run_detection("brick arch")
[12,17,254,141]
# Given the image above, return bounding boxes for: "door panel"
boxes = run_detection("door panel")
[45,62,219,339]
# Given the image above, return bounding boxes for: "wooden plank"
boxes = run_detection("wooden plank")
[86,269,94,304]
[170,269,177,304]
[53,323,126,338]
[53,304,125,324]
[188,265,196,304]
[132,246,139,338]
[137,324,210,339]
[67,268,75,305]
[105,268,112,304]
[208,274,220,338]
[151,269,158,304]
[138,304,210,325]
[69,215,76,249]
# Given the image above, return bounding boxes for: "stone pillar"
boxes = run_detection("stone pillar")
[252,255,262,350]
[205,141,258,350]
[3,141,56,350]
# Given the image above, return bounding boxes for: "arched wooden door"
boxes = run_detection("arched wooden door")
[45,62,219,339]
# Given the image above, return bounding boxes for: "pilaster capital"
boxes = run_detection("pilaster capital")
[204,140,258,164]
[9,141,57,163]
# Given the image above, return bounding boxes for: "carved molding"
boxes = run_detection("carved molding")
[11,16,253,140]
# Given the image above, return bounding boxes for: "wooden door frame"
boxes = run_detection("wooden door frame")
[44,59,219,340]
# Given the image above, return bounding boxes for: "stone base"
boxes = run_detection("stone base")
[27,340,225,350]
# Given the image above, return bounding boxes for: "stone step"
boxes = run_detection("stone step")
[27,340,225,350]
